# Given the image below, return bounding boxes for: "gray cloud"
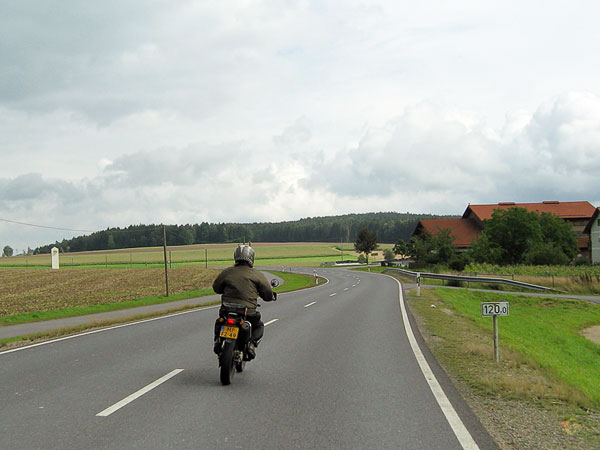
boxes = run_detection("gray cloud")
[307,93,600,210]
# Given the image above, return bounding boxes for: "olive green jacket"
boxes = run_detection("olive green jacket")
[212,263,274,313]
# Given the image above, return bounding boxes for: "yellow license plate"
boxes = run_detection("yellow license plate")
[219,325,239,339]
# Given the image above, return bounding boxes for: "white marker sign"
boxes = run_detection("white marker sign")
[51,247,60,270]
[481,302,509,317]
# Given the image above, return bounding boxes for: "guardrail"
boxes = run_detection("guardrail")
[384,268,559,292]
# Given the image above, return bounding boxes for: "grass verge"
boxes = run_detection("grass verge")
[403,284,600,448]
[0,301,220,350]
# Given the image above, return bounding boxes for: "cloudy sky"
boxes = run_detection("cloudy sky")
[2,1,600,251]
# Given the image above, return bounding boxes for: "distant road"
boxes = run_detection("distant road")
[0,269,497,449]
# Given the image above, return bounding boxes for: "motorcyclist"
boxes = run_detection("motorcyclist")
[212,244,276,359]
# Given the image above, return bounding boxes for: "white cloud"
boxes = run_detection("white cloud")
[2,2,600,249]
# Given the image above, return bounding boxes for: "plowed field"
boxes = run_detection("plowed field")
[0,267,218,316]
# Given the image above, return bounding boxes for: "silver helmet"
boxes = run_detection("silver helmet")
[234,244,255,267]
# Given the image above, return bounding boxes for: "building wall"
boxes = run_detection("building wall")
[591,217,600,264]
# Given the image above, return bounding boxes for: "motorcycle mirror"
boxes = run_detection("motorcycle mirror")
[270,279,280,288]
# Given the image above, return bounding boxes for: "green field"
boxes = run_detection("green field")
[0,242,367,268]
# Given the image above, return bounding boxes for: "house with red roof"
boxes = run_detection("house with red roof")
[413,201,597,257]
[584,207,600,264]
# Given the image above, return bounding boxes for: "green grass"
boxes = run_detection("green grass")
[430,287,600,407]
[270,270,322,292]
[1,243,355,267]
[351,266,388,273]
[1,252,360,269]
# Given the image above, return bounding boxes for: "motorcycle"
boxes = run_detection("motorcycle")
[215,278,279,385]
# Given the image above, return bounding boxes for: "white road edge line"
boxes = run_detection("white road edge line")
[0,305,220,356]
[389,276,480,450]
[343,288,349,291]
[264,319,279,326]
[96,369,184,417]
[304,301,317,308]
[329,293,337,297]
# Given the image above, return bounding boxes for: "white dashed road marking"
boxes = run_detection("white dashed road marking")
[97,369,184,417]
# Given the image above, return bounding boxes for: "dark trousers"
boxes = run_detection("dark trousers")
[214,307,264,344]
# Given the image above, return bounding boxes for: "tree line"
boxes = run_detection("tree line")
[33,212,450,254]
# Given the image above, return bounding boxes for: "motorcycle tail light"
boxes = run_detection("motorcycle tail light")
[226,318,236,325]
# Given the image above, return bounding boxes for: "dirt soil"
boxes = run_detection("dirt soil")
[0,266,218,317]
[582,325,600,344]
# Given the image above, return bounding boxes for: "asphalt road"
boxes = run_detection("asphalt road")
[0,269,498,449]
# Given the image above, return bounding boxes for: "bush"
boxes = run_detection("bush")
[523,243,569,265]
[573,257,589,266]
[449,257,467,272]
[446,279,464,287]
[358,254,367,263]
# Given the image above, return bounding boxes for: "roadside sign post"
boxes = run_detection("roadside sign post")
[416,273,421,296]
[481,302,509,362]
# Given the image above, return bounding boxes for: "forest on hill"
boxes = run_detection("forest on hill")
[34,212,453,254]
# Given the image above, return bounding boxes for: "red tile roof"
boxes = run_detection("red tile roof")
[414,218,481,247]
[464,201,596,221]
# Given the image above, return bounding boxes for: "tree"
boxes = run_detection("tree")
[383,248,395,262]
[393,239,408,256]
[409,228,457,265]
[538,212,578,260]
[3,245,13,257]
[481,208,542,265]
[469,207,578,265]
[354,228,378,264]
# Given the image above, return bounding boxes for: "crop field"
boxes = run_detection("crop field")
[0,242,367,268]
[0,266,217,318]
[464,263,600,294]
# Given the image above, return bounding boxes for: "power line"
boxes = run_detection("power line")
[0,217,95,233]
[0,217,166,235]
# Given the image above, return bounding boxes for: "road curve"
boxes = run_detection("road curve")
[0,268,497,449]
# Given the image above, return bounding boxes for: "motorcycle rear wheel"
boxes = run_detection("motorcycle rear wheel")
[219,341,235,385]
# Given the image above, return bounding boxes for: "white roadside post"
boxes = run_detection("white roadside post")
[481,301,509,362]
[416,273,421,296]
[51,247,59,270]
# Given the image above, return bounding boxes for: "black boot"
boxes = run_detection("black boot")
[213,339,221,354]
[246,341,257,360]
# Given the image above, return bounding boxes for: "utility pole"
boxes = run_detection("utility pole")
[163,225,169,297]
